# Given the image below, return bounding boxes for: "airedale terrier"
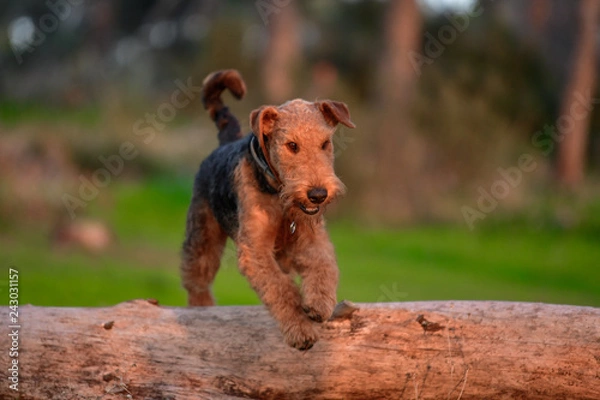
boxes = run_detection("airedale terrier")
[181,69,355,350]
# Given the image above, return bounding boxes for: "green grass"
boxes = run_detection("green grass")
[0,100,100,127]
[1,177,599,308]
[335,224,599,306]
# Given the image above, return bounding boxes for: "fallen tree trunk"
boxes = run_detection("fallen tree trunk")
[2,300,599,399]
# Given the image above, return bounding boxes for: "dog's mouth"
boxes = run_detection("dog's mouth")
[298,203,320,215]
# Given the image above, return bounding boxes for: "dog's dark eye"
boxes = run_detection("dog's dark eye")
[287,142,298,153]
[321,140,331,150]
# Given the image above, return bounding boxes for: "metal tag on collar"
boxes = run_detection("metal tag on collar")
[289,221,296,235]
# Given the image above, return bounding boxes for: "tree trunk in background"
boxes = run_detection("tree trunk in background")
[262,1,301,104]
[366,0,424,223]
[557,0,600,187]
[528,0,551,40]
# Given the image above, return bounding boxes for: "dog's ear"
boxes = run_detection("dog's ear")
[317,101,356,129]
[250,106,279,152]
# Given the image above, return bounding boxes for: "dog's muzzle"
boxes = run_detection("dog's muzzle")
[298,187,329,215]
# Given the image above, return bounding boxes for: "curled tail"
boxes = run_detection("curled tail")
[202,69,247,146]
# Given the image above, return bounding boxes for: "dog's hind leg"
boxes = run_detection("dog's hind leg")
[181,197,227,306]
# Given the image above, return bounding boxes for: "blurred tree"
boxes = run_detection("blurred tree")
[262,0,301,104]
[557,0,600,187]
[366,0,425,223]
[529,0,551,39]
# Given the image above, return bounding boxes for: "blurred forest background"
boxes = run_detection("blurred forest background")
[0,0,599,307]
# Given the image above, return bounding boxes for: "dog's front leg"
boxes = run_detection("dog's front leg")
[293,223,339,323]
[236,209,318,350]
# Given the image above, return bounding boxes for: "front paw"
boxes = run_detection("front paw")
[302,295,336,323]
[282,317,319,351]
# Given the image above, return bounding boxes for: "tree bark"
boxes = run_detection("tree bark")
[2,300,599,399]
[557,0,600,187]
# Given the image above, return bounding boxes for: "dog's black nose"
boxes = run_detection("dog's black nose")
[307,187,328,204]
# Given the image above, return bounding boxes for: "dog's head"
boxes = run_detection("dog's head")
[250,99,355,216]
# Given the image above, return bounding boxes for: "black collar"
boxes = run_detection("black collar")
[249,135,280,193]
